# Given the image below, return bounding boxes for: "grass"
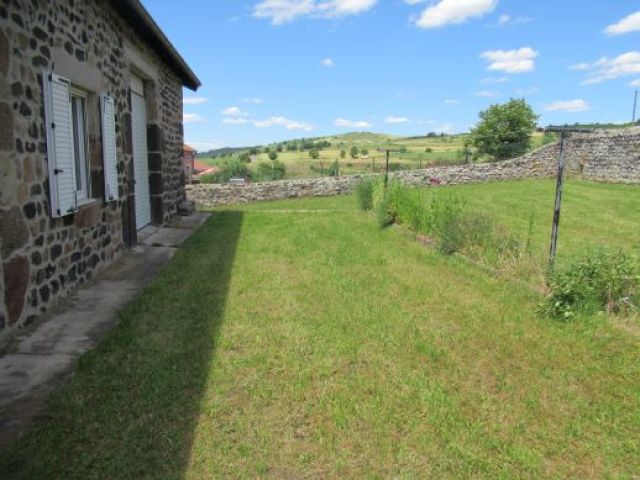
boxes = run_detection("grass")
[1,180,639,478]
[444,178,640,268]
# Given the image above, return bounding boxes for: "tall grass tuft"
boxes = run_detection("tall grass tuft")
[364,178,527,266]
[355,178,376,211]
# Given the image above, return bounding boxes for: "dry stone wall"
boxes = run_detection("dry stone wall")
[563,128,640,183]
[187,142,559,207]
[188,128,640,208]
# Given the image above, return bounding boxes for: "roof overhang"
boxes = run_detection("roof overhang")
[110,0,201,91]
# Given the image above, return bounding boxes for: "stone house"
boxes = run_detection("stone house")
[0,0,201,343]
[183,143,196,183]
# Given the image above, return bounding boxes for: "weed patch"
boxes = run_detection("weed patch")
[542,249,639,319]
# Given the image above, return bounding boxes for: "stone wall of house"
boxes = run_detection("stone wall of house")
[187,128,640,208]
[0,0,186,343]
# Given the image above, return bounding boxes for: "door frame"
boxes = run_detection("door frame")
[130,74,151,232]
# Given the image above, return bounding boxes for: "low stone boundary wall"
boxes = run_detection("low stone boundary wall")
[187,143,558,207]
[187,127,640,208]
[565,128,640,183]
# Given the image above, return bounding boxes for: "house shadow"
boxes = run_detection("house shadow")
[0,211,244,479]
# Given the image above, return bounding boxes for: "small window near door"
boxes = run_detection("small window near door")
[70,88,90,202]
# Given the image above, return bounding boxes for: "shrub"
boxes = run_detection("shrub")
[200,159,252,184]
[355,178,375,211]
[327,160,340,177]
[541,250,639,319]
[255,161,286,181]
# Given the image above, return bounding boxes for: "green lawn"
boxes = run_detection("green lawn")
[451,178,640,268]
[1,180,638,478]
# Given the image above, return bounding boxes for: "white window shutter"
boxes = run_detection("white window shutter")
[43,72,77,217]
[101,94,118,202]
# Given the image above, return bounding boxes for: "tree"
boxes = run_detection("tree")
[201,158,252,184]
[471,98,539,160]
[268,149,278,161]
[256,160,286,181]
[361,148,369,156]
[340,149,346,159]
[309,148,320,159]
[350,146,359,159]
[327,160,340,177]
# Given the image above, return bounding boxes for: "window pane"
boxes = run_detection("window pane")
[72,97,82,191]
[71,95,89,199]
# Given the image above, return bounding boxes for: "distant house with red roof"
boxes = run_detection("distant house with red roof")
[183,144,218,183]
[193,160,218,178]
[183,144,197,183]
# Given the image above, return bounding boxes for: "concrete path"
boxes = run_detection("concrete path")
[0,212,210,449]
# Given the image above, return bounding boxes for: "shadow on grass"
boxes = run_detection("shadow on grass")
[0,211,244,479]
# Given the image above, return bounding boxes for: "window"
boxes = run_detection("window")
[45,73,115,218]
[70,88,90,202]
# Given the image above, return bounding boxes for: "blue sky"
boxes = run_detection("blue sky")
[143,0,640,150]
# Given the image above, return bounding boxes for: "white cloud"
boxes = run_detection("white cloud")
[183,113,205,123]
[222,106,249,117]
[185,141,225,151]
[569,63,590,71]
[335,118,372,128]
[241,97,264,104]
[629,79,640,87]
[475,90,500,97]
[482,76,509,83]
[544,99,590,112]
[385,116,409,124]
[253,0,377,25]
[434,122,455,134]
[572,52,640,85]
[605,11,640,35]
[254,116,314,131]
[183,96,207,105]
[413,0,497,29]
[321,58,335,67]
[444,98,461,104]
[223,118,249,125]
[496,14,532,27]
[481,47,538,73]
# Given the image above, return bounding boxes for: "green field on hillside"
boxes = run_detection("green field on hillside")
[1,179,638,479]
[197,131,555,181]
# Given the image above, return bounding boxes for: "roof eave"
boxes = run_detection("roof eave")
[110,0,201,91]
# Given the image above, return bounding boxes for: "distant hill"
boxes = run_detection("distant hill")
[195,131,467,157]
[196,146,248,158]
